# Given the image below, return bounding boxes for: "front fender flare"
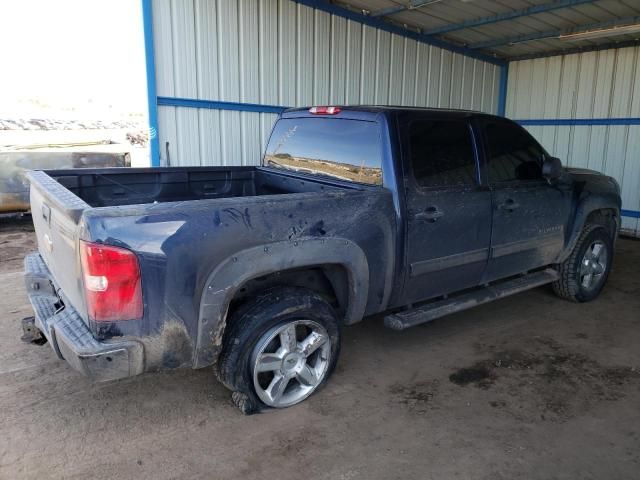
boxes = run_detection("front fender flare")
[557,197,620,263]
[194,237,369,368]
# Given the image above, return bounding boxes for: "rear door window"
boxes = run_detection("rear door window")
[408,119,477,188]
[264,118,383,185]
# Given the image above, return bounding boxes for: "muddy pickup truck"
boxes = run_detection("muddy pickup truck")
[22,106,621,413]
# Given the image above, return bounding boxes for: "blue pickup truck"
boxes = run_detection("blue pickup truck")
[23,106,621,413]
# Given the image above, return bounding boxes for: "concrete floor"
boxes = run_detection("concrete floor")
[1,217,639,480]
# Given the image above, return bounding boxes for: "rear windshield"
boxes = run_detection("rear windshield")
[263,117,383,185]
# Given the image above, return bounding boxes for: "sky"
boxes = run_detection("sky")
[0,0,148,120]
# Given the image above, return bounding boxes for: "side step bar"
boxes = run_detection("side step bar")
[384,268,559,331]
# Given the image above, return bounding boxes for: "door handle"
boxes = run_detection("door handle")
[415,206,444,222]
[41,204,51,226]
[498,198,520,211]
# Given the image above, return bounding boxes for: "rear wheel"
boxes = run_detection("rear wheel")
[217,287,341,414]
[251,320,332,408]
[552,224,613,302]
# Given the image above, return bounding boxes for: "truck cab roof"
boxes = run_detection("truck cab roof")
[282,105,495,121]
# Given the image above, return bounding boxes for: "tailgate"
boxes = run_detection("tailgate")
[28,171,89,321]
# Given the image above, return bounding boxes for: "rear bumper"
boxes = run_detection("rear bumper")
[23,252,144,382]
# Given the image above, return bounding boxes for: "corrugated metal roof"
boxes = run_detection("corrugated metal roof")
[333,0,640,60]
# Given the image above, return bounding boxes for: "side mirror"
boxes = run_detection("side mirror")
[542,156,562,182]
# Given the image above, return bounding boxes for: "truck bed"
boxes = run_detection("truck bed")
[26,166,395,348]
[45,166,353,209]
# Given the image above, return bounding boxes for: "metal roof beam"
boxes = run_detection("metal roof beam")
[370,0,442,18]
[141,0,160,167]
[422,0,596,36]
[505,38,640,61]
[470,16,640,50]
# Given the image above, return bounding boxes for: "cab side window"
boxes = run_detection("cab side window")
[484,120,545,183]
[409,119,477,188]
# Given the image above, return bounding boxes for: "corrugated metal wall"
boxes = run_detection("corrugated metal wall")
[506,46,640,235]
[152,0,501,168]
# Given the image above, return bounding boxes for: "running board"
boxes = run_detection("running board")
[384,268,559,331]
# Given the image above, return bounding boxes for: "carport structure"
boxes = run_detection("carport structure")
[142,0,640,235]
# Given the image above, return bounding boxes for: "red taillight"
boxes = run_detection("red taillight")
[79,241,143,322]
[309,106,341,115]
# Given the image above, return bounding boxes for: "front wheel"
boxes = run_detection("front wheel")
[552,224,614,302]
[217,287,341,413]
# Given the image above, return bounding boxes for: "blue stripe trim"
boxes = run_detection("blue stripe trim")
[423,0,596,35]
[142,0,160,167]
[291,0,505,66]
[497,64,509,117]
[157,97,288,114]
[157,101,640,127]
[517,118,640,126]
[150,99,640,220]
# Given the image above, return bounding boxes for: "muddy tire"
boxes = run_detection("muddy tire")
[217,287,341,414]
[552,224,613,302]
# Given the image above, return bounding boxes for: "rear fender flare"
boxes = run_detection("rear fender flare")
[194,237,369,368]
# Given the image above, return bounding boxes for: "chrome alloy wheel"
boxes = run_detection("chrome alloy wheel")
[251,320,331,408]
[580,240,608,290]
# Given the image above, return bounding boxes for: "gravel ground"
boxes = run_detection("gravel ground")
[1,217,639,479]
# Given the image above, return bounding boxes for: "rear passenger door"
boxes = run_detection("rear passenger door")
[478,117,572,281]
[399,115,492,305]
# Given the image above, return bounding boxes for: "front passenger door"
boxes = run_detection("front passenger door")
[480,118,572,282]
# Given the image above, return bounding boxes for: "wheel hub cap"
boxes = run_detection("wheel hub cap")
[282,352,305,375]
[251,320,331,408]
[580,240,608,290]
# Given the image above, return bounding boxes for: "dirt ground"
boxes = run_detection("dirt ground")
[1,217,639,480]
